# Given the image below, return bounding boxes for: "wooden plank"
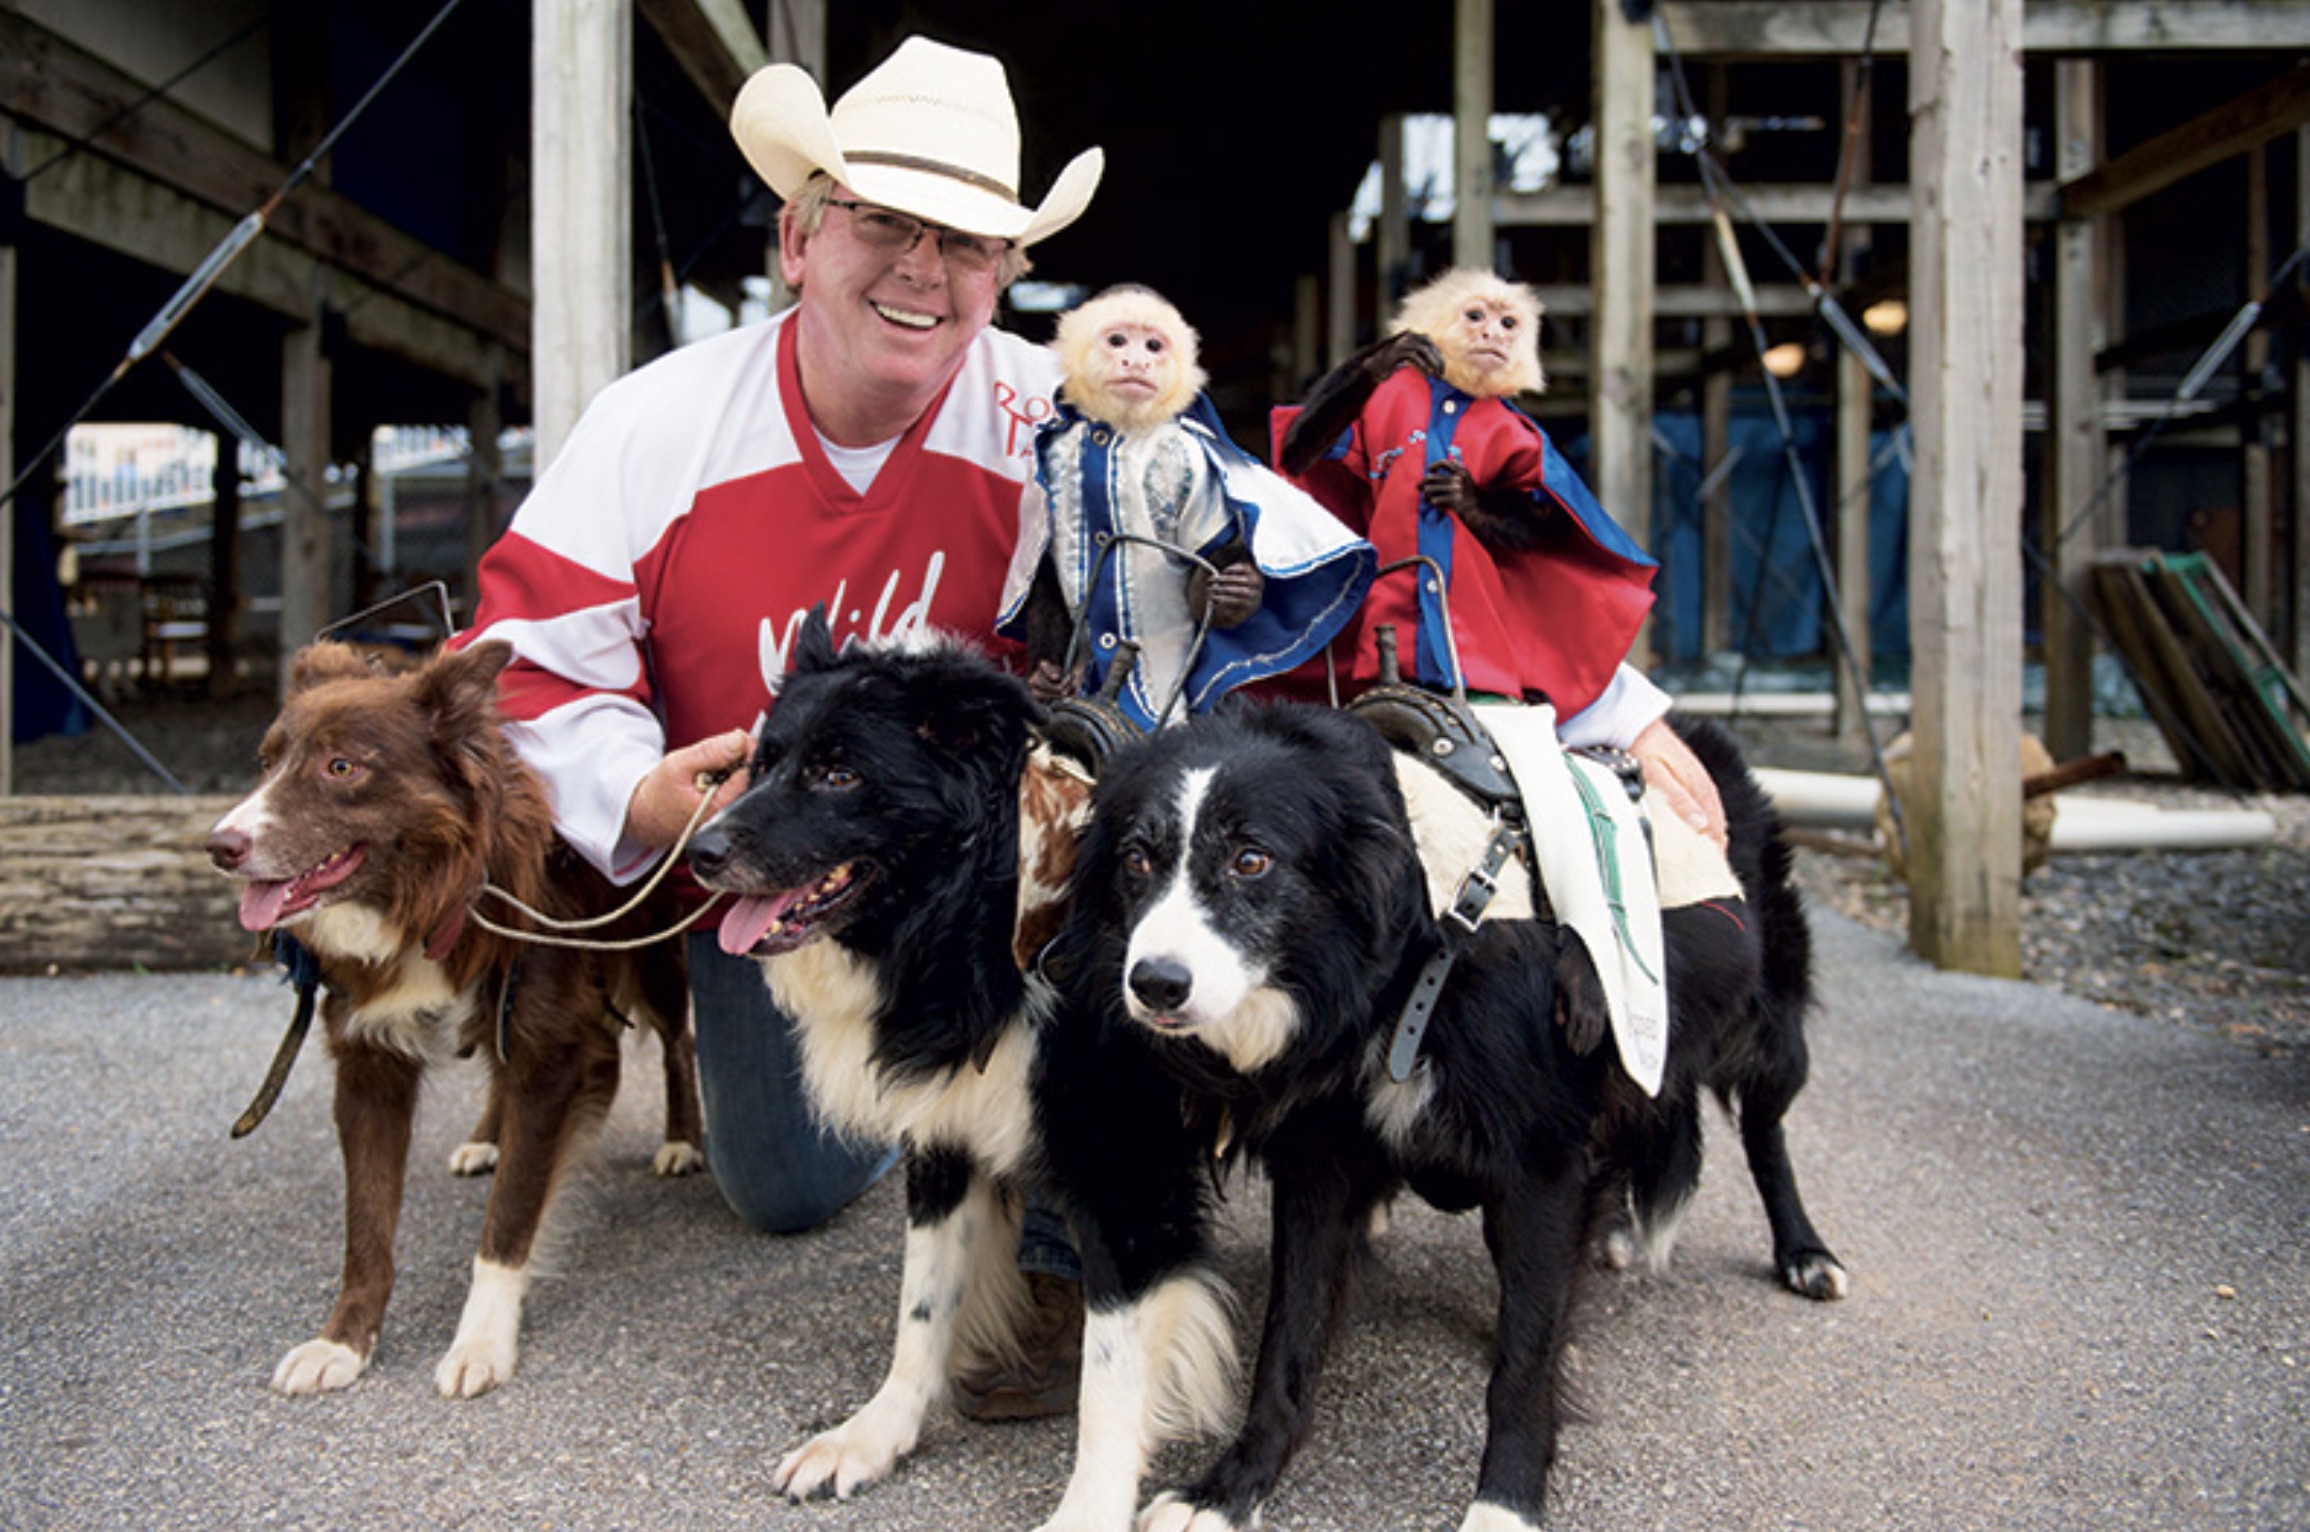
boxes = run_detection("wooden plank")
[2160,553,2310,786]
[0,797,251,972]
[1905,0,2024,976]
[2087,557,2256,785]
[2061,63,2310,219]
[1502,180,2061,226]
[2141,558,2305,788]
[1534,283,1815,319]
[0,10,527,349]
[23,143,508,390]
[1661,2,2310,57]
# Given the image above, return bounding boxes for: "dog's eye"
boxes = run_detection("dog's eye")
[324,757,362,781]
[811,764,859,791]
[1229,847,1272,879]
[1121,845,1154,879]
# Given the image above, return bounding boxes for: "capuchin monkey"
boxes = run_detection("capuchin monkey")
[1022,284,1263,707]
[1281,267,1552,554]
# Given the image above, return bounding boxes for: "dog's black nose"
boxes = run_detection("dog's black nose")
[1129,956,1194,1014]
[687,826,728,882]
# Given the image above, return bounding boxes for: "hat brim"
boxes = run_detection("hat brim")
[731,65,1102,247]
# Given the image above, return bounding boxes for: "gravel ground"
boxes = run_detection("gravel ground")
[14,681,2309,1058]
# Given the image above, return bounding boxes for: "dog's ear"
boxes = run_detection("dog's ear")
[792,605,840,676]
[415,642,513,764]
[286,640,376,695]
[910,660,1035,766]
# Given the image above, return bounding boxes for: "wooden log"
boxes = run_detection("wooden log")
[0,797,257,973]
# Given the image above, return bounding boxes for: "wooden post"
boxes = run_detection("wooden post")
[1833,63,1877,749]
[1907,0,2025,976]
[2044,59,2106,762]
[1377,114,1409,329]
[1328,211,1357,369]
[1701,66,1733,659]
[1,228,14,795]
[206,445,242,700]
[464,345,505,614]
[1452,0,1495,273]
[2296,124,2310,677]
[1291,273,1320,397]
[762,0,824,313]
[1593,0,1657,664]
[533,0,632,466]
[2244,140,2273,628]
[278,309,332,679]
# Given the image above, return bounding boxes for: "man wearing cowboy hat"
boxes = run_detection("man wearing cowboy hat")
[459,36,1098,1411]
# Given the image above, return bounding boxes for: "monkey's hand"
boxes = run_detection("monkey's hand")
[1421,461,1551,552]
[1028,658,1084,706]
[1188,561,1266,629]
[1280,332,1446,477]
[1358,330,1445,383]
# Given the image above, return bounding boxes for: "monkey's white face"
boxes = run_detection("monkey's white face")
[1442,298,1527,390]
[1085,321,1179,426]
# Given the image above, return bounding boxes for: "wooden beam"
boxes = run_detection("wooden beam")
[1504,181,2061,226]
[279,310,332,667]
[1,231,14,796]
[1535,283,1815,319]
[534,0,634,465]
[1377,115,1409,327]
[1593,0,1657,665]
[1661,2,2310,57]
[0,11,527,351]
[1832,63,1876,750]
[2044,60,2109,763]
[23,142,509,390]
[637,0,767,114]
[1327,211,1356,369]
[1906,0,2025,976]
[2061,63,2310,219]
[1452,0,1495,271]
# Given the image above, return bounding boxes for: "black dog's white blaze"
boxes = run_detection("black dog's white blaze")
[1120,767,1305,1074]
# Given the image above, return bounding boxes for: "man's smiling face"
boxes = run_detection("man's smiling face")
[781,188,1004,436]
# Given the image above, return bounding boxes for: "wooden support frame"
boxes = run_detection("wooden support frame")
[1451,0,1495,272]
[1906,0,2025,976]
[533,0,633,465]
[1592,0,1657,664]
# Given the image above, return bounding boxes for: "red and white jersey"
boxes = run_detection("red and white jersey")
[462,310,1060,880]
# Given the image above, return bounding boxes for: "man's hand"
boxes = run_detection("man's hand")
[1629,716,1727,851]
[623,729,753,852]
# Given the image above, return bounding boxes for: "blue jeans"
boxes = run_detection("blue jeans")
[687,934,896,1233]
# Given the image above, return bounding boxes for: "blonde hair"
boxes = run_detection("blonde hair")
[1053,284,1207,430]
[1391,268,1545,398]
[780,174,1035,288]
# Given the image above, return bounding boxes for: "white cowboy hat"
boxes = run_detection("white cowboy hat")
[731,36,1103,246]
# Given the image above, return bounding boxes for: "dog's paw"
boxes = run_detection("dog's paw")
[1136,1492,1243,1532]
[447,1140,499,1176]
[1600,1223,1640,1271]
[271,1338,367,1395]
[1458,1500,1542,1532]
[1783,1251,1849,1301]
[774,1414,915,1502]
[653,1139,704,1177]
[434,1334,517,1398]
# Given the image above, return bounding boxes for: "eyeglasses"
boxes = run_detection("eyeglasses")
[826,198,1013,275]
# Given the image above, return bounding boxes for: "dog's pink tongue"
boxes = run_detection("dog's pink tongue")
[239,880,292,932]
[718,892,800,956]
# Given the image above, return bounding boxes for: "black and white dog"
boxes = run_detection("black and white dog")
[685,612,1238,1532]
[1052,699,1844,1532]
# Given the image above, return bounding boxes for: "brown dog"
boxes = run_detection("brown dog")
[206,639,701,1398]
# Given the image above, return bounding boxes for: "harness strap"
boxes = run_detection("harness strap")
[1386,816,1525,1082]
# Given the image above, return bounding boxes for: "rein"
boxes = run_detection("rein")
[231,933,322,1138]
[464,768,732,952]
